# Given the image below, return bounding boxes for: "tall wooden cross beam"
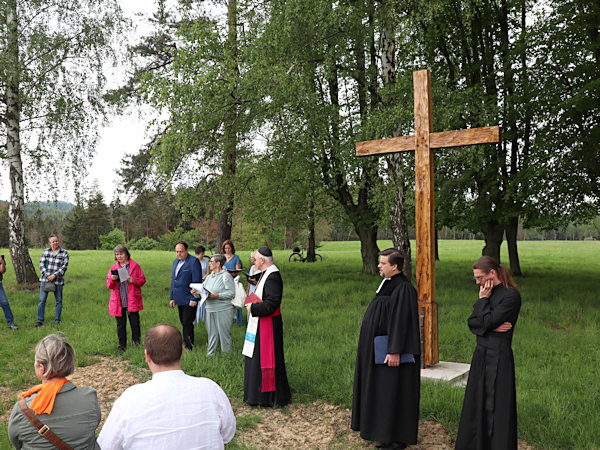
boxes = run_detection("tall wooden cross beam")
[356,69,501,367]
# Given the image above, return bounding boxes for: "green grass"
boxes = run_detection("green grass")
[0,241,599,448]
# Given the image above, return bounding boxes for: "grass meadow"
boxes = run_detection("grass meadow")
[0,240,599,448]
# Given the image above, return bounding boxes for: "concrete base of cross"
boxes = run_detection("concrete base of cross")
[420,361,470,387]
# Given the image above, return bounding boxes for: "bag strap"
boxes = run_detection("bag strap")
[18,398,73,450]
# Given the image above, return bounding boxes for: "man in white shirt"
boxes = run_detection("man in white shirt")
[98,324,236,449]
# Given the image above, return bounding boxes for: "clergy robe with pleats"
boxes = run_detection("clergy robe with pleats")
[456,284,521,450]
[351,272,421,444]
[243,270,291,407]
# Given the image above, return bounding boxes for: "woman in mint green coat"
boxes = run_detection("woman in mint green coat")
[202,254,235,355]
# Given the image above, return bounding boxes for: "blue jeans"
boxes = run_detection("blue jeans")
[38,282,64,322]
[0,283,15,326]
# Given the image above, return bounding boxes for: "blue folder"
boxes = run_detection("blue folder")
[374,335,415,365]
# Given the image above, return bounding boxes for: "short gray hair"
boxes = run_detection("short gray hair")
[211,253,226,267]
[113,244,131,260]
[35,334,76,379]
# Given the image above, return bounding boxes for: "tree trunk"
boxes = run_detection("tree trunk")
[215,0,239,252]
[215,208,232,254]
[505,216,522,276]
[381,12,412,279]
[480,220,504,263]
[388,163,412,278]
[355,223,380,274]
[435,228,439,261]
[6,0,38,285]
[306,201,316,262]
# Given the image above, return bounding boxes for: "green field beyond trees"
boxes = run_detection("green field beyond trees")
[0,241,598,448]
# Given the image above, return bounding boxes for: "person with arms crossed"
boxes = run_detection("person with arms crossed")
[35,234,69,326]
[243,247,291,407]
[98,324,236,450]
[351,248,420,449]
[456,256,521,450]
[170,241,202,350]
[0,254,18,330]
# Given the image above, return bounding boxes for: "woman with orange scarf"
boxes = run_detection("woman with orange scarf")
[8,334,101,449]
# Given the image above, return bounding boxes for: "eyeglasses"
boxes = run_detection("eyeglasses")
[474,274,488,281]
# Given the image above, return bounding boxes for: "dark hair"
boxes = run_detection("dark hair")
[144,324,183,365]
[176,241,188,250]
[221,239,236,254]
[113,244,131,260]
[379,248,405,270]
[195,245,205,254]
[473,256,518,290]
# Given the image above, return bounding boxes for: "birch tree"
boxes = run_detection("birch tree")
[0,0,123,283]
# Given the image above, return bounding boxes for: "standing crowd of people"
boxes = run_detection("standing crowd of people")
[3,233,521,449]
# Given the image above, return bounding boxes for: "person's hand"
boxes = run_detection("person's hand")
[111,274,119,281]
[190,288,198,295]
[189,300,198,307]
[210,292,219,299]
[479,279,494,298]
[493,321,512,333]
[127,276,134,283]
[245,303,252,315]
[384,353,400,367]
[169,300,175,309]
[47,274,56,282]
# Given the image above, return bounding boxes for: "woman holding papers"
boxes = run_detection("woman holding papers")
[202,254,235,355]
[106,245,146,352]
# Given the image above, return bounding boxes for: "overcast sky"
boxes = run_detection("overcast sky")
[0,1,159,205]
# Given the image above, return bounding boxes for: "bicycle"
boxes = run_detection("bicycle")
[288,246,322,262]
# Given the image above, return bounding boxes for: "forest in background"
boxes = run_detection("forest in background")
[0,0,598,281]
[0,198,598,251]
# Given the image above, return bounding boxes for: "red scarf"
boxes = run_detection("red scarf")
[21,378,69,415]
[259,307,281,392]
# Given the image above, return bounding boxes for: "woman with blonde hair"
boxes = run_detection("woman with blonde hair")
[8,334,101,449]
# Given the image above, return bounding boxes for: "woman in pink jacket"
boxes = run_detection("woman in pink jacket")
[106,245,146,352]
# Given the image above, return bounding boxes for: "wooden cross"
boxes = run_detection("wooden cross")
[356,69,501,367]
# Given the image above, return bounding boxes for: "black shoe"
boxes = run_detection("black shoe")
[117,346,126,353]
[132,341,140,347]
[34,321,43,327]
[53,320,61,324]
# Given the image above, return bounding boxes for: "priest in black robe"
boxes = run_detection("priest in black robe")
[456,256,521,450]
[243,247,291,407]
[352,248,421,448]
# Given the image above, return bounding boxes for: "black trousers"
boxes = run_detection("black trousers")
[116,307,140,350]
[178,304,197,350]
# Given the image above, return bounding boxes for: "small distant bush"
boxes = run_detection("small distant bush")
[129,236,159,250]
[99,229,126,250]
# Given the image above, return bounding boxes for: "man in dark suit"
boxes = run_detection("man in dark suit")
[170,241,202,350]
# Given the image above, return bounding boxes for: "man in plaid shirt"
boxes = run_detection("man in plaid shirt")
[35,234,69,326]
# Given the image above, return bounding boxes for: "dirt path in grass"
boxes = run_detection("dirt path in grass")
[1,356,534,449]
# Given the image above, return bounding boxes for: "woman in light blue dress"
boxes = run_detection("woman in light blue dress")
[222,240,243,325]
